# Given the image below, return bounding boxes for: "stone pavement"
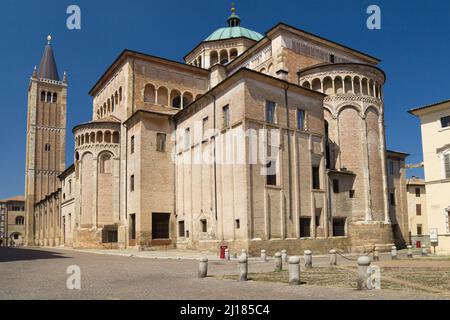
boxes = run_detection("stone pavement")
[1,247,448,300]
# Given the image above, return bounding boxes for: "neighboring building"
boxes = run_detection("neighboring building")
[386,151,409,249]
[406,177,428,247]
[25,6,406,254]
[410,99,450,253]
[0,196,26,246]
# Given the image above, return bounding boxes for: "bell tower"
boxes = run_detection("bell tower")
[24,36,67,245]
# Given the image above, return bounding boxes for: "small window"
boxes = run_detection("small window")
[297,109,305,130]
[388,161,395,175]
[333,218,346,236]
[235,219,240,229]
[52,93,57,103]
[265,101,276,124]
[45,144,51,152]
[41,91,46,102]
[349,190,355,198]
[445,154,450,179]
[202,117,209,140]
[130,136,135,154]
[416,204,422,216]
[15,216,24,225]
[415,187,421,197]
[300,218,311,238]
[332,179,339,193]
[312,166,321,189]
[130,175,135,192]
[13,234,19,240]
[390,193,396,206]
[184,128,190,150]
[440,116,450,128]
[266,160,277,186]
[417,224,423,236]
[222,105,230,127]
[178,221,185,237]
[201,219,207,233]
[315,208,322,227]
[157,133,167,152]
[330,54,335,63]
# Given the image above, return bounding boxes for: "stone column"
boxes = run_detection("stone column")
[304,250,312,268]
[407,245,413,258]
[361,116,373,222]
[357,256,371,290]
[198,257,208,279]
[274,252,282,272]
[238,255,248,281]
[329,249,337,266]
[378,115,390,223]
[288,256,301,285]
[261,249,267,262]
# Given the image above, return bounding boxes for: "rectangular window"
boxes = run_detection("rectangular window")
[235,219,240,229]
[178,221,185,237]
[416,204,422,216]
[390,193,396,206]
[388,161,394,175]
[265,101,276,124]
[202,117,209,140]
[130,135,135,154]
[130,175,135,192]
[152,213,170,239]
[440,116,450,128]
[129,214,136,240]
[266,160,277,186]
[297,109,305,130]
[333,218,346,236]
[417,224,423,236]
[201,219,207,233]
[330,54,335,63]
[332,179,339,193]
[222,105,230,127]
[445,154,450,179]
[184,128,190,150]
[157,133,167,152]
[415,187,421,197]
[349,190,355,198]
[300,218,311,238]
[315,208,322,227]
[312,166,321,189]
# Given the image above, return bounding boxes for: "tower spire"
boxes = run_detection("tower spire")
[227,2,241,27]
[37,35,60,81]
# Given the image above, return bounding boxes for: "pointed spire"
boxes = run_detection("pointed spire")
[37,35,60,81]
[227,2,241,27]
[32,65,37,78]
[63,71,67,83]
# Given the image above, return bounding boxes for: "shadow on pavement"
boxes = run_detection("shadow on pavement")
[0,247,69,263]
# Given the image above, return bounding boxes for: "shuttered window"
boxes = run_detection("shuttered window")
[445,154,450,179]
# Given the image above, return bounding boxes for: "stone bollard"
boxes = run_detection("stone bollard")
[373,247,380,261]
[274,252,283,272]
[391,246,398,260]
[304,250,312,269]
[198,257,208,279]
[224,249,230,261]
[288,256,301,285]
[329,249,337,266]
[421,245,428,257]
[357,256,371,290]
[261,249,267,262]
[407,245,413,258]
[238,255,248,281]
[281,249,288,263]
[241,249,247,258]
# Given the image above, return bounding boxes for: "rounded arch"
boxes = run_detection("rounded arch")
[334,76,343,94]
[104,131,112,143]
[157,86,169,106]
[183,92,193,107]
[210,50,218,66]
[353,76,361,95]
[52,93,57,103]
[260,68,266,74]
[369,79,375,97]
[96,131,103,143]
[41,91,46,102]
[85,133,90,144]
[90,132,95,143]
[229,48,238,60]
[119,87,123,101]
[81,134,85,145]
[115,91,119,105]
[144,83,156,104]
[312,78,321,92]
[195,94,202,100]
[111,95,115,112]
[98,151,114,174]
[364,105,380,118]
[336,103,363,118]
[301,81,311,89]
[113,131,120,143]
[171,89,182,109]
[361,78,369,96]
[15,216,24,225]
[46,92,52,103]
[219,49,229,64]
[267,63,273,75]
[323,77,333,95]
[344,76,353,94]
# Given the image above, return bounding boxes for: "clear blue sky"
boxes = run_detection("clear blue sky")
[1,0,449,199]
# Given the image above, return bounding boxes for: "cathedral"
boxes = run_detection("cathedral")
[24,6,409,254]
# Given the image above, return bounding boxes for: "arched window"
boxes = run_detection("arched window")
[230,48,238,60]
[90,132,95,143]
[260,68,266,74]
[97,110,100,119]
[302,81,311,89]
[157,87,169,106]
[99,153,112,174]
[219,49,229,65]
[144,84,156,104]
[111,95,115,112]
[85,133,89,144]
[115,92,119,105]
[312,79,321,92]
[198,56,202,68]
[171,90,182,109]
[183,92,193,108]
[210,51,218,66]
[334,77,343,94]
[96,131,103,143]
[81,135,85,145]
[53,93,57,103]
[104,131,112,143]
[107,99,111,114]
[353,77,361,95]
[113,131,120,143]
[267,63,273,75]
[119,87,123,101]
[16,216,25,225]
[46,92,52,103]
[41,91,46,102]
[362,78,369,96]
[323,77,333,95]
[344,76,353,94]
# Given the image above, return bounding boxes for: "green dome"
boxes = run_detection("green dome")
[204,26,264,42]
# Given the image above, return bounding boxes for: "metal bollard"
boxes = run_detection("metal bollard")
[391,246,398,260]
[198,257,208,279]
[224,249,230,261]
[357,256,371,290]
[288,256,301,285]
[261,249,267,262]
[238,255,248,281]
[281,249,288,263]
[407,245,413,258]
[373,247,380,261]
[421,245,428,257]
[274,252,282,272]
[304,250,312,269]
[329,249,337,266]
